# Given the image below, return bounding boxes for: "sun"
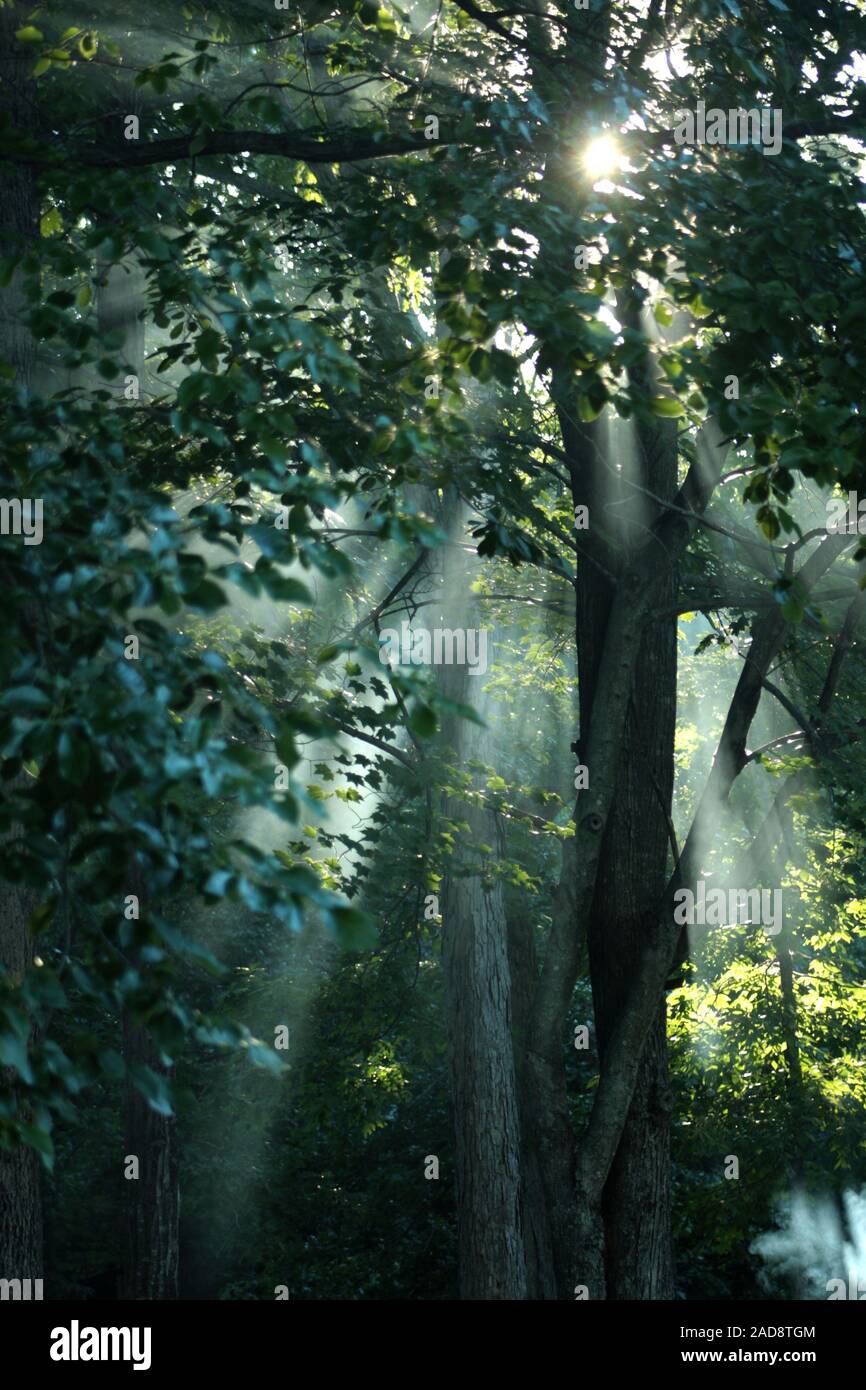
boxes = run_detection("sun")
[583,135,621,179]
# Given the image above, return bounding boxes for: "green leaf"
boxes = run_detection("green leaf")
[316,643,348,665]
[275,722,298,767]
[58,727,91,785]
[187,578,225,613]
[0,685,51,713]
[40,208,63,237]
[98,1049,126,1080]
[27,900,56,937]
[0,1033,33,1084]
[128,1064,174,1116]
[757,505,781,540]
[649,396,685,418]
[259,573,312,604]
[18,1122,54,1170]
[409,702,437,737]
[248,1038,284,1073]
[327,905,378,951]
[204,870,234,898]
[577,393,603,422]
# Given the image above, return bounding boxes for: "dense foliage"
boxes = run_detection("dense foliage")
[2,0,865,1300]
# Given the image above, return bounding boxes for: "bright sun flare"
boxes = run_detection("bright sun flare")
[583,135,620,178]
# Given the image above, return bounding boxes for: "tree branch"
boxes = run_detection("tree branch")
[19,125,455,171]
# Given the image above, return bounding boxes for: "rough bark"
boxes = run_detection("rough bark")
[0,1116,42,1284]
[527,408,729,1298]
[576,542,677,1298]
[0,2,43,1285]
[590,663,676,1300]
[92,231,180,1299]
[0,2,37,385]
[571,522,845,1260]
[121,1013,180,1300]
[119,872,179,1298]
[533,289,679,1299]
[0,778,43,1283]
[586,304,678,1300]
[441,855,527,1298]
[438,508,526,1300]
[507,911,557,1298]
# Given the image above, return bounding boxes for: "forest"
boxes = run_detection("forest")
[1,0,866,1308]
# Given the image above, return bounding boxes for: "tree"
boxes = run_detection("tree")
[2,0,865,1301]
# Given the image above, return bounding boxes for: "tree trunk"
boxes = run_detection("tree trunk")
[121,1014,180,1299]
[0,2,43,1286]
[583,411,678,1300]
[555,343,678,1298]
[0,782,43,1283]
[441,856,527,1298]
[92,233,180,1299]
[507,912,557,1298]
[119,864,179,1297]
[0,1119,42,1284]
[0,1,37,385]
[438,507,526,1300]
